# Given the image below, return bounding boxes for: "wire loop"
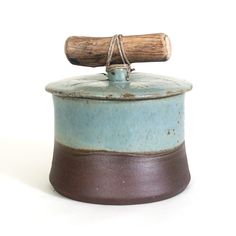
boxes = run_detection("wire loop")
[106,34,134,78]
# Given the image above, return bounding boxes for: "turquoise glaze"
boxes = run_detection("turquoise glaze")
[53,94,184,152]
[46,66,192,153]
[46,72,192,100]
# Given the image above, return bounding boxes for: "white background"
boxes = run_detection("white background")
[0,0,235,235]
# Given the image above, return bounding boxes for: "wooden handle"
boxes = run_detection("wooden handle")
[65,33,171,67]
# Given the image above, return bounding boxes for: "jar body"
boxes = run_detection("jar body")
[49,94,190,204]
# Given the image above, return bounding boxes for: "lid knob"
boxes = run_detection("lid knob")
[106,64,130,82]
[65,33,171,68]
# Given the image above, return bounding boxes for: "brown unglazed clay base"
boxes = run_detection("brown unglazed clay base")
[50,142,190,205]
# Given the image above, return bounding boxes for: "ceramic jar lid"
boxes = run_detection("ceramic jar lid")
[46,33,192,100]
[46,66,192,101]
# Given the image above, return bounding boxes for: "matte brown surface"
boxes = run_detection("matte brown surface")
[50,142,190,205]
[65,33,171,67]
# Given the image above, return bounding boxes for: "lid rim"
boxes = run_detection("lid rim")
[46,89,192,101]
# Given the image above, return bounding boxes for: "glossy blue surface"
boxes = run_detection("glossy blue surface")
[47,67,192,152]
[53,94,185,152]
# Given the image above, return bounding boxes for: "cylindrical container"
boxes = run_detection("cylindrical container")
[46,64,192,204]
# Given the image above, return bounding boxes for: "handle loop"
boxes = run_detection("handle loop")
[106,34,134,79]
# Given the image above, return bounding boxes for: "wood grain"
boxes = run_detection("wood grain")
[65,33,171,67]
